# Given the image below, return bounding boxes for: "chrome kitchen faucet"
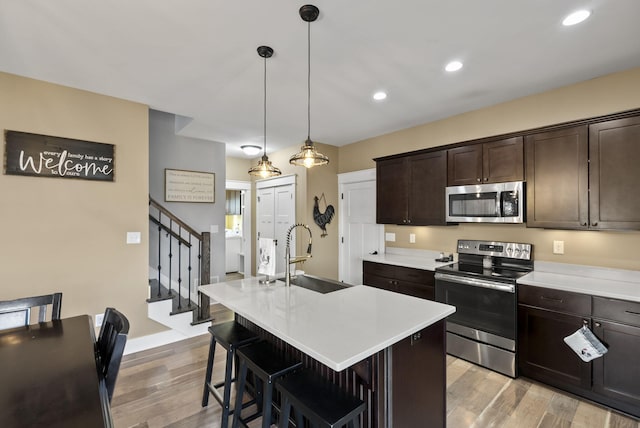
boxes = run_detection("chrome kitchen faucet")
[284,223,312,287]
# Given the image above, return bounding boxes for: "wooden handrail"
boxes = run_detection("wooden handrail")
[149,197,202,240]
[148,216,192,247]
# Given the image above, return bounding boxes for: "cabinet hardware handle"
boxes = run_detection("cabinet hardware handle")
[540,295,563,303]
[625,310,640,317]
[484,177,488,181]
[476,178,481,182]
[595,322,601,328]
[411,332,422,346]
[583,319,589,327]
[582,223,588,226]
[591,222,598,226]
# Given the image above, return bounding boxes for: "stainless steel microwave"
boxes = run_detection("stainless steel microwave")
[446,181,524,223]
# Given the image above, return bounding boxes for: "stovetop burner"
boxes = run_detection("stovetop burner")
[436,262,531,281]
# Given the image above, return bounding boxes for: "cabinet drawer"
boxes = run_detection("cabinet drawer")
[518,285,591,316]
[363,261,395,279]
[363,273,397,292]
[394,265,432,285]
[593,297,640,327]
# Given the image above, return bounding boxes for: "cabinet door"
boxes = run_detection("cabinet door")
[589,116,640,230]
[592,319,640,415]
[408,151,447,225]
[518,304,591,391]
[482,136,524,183]
[525,126,589,229]
[447,144,482,186]
[376,157,408,224]
[362,261,397,292]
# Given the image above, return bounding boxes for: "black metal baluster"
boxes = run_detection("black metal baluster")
[156,211,162,298]
[177,225,182,310]
[187,234,192,308]
[168,219,173,296]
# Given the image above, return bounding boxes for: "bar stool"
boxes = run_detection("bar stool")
[231,341,302,428]
[276,369,366,428]
[201,321,260,428]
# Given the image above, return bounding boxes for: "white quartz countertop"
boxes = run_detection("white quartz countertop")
[199,277,455,371]
[363,247,455,271]
[517,261,640,303]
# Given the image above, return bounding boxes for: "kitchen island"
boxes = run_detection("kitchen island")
[199,277,455,428]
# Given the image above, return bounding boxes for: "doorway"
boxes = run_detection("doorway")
[225,180,252,277]
[338,169,384,285]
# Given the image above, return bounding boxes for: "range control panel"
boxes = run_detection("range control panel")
[457,239,532,260]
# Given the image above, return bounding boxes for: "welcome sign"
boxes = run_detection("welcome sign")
[4,130,115,182]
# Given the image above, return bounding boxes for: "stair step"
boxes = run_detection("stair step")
[147,279,175,303]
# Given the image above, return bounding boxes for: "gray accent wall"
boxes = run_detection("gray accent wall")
[149,109,226,284]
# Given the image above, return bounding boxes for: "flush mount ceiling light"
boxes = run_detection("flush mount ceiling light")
[290,4,329,169]
[562,10,591,26]
[248,45,282,179]
[445,61,463,72]
[373,91,387,101]
[241,145,262,156]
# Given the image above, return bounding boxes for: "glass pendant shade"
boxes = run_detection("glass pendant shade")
[248,154,281,178]
[290,138,329,168]
[290,4,329,168]
[248,45,281,179]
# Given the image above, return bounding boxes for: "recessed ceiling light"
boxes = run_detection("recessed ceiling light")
[445,61,463,72]
[562,10,591,26]
[373,91,387,101]
[241,145,261,156]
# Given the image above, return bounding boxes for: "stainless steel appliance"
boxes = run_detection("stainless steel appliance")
[435,239,533,377]
[445,181,524,223]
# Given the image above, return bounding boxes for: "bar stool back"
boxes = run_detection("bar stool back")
[232,341,302,428]
[276,369,366,428]
[201,321,259,428]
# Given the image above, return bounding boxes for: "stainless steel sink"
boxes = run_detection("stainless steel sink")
[287,274,351,294]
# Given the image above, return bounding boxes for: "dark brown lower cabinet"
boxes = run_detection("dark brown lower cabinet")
[392,320,445,428]
[363,261,435,301]
[518,287,640,418]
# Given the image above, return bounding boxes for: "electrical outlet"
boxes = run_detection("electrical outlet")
[385,233,396,242]
[95,313,104,328]
[553,240,565,255]
[409,233,416,244]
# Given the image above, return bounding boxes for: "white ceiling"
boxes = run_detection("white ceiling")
[2,1,640,159]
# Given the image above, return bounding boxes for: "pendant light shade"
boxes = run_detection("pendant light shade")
[249,45,282,179]
[290,4,329,169]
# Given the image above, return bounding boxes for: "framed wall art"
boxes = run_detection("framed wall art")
[164,168,215,203]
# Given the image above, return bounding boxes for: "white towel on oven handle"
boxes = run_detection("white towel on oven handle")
[563,326,608,362]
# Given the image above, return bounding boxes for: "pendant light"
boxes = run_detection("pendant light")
[289,4,329,168]
[248,45,282,178]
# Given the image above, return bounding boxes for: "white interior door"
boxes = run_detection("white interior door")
[256,175,297,277]
[339,169,384,285]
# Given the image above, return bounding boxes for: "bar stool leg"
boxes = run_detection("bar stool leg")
[261,380,274,428]
[221,348,236,428]
[231,361,248,428]
[279,395,291,428]
[201,334,217,407]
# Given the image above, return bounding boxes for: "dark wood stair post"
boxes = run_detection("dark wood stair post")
[198,231,211,322]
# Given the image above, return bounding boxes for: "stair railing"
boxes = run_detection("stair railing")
[148,196,211,324]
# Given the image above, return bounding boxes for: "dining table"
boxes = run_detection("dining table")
[0,315,113,428]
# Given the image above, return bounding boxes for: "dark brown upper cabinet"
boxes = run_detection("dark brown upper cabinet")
[447,137,524,186]
[525,126,589,229]
[376,150,447,226]
[589,116,640,230]
[526,115,640,230]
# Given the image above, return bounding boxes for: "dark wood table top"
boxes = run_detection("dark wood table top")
[0,315,112,428]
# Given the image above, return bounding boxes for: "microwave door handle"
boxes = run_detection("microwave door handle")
[497,192,503,217]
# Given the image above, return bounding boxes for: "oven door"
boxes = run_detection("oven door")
[435,273,516,348]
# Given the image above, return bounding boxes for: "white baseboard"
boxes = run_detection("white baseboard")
[124,330,197,355]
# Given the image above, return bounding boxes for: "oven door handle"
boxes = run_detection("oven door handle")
[435,273,515,293]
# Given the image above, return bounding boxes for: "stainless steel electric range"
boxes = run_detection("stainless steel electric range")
[435,239,533,377]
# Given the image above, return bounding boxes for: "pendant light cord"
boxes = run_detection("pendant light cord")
[307,20,311,142]
[263,53,267,156]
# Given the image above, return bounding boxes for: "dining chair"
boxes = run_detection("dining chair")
[0,292,63,330]
[96,307,130,402]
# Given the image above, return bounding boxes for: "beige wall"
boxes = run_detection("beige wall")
[0,72,162,337]
[339,67,640,271]
[225,156,251,181]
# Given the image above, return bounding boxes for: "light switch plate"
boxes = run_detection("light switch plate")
[126,231,141,244]
[409,233,416,244]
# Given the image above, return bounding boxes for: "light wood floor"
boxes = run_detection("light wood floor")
[112,310,639,428]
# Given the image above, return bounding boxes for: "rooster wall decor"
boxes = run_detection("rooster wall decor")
[313,193,335,237]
